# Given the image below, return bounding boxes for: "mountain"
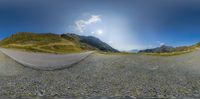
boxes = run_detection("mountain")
[0,32,118,53]
[139,45,198,53]
[127,49,139,53]
[139,45,174,53]
[61,33,118,52]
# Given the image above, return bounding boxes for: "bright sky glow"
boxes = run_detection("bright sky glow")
[97,30,103,35]
[1,0,200,51]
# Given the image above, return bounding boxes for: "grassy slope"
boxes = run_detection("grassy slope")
[0,32,83,54]
[144,46,200,56]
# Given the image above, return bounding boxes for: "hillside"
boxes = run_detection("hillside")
[61,33,119,52]
[139,45,175,53]
[139,45,199,55]
[0,32,118,53]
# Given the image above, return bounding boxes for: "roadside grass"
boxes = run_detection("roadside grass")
[1,43,83,54]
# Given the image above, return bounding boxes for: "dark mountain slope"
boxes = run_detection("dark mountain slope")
[61,33,119,52]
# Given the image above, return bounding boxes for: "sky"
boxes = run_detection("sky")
[0,0,200,51]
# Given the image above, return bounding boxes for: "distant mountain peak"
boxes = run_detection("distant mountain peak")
[139,44,199,53]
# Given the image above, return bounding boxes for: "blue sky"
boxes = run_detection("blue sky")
[0,0,200,50]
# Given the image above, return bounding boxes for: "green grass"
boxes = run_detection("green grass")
[0,32,62,45]
[2,44,83,54]
[144,48,198,56]
[0,32,84,54]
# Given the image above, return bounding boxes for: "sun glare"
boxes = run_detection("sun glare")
[97,29,103,35]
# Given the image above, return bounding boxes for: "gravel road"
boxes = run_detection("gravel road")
[0,48,94,70]
[0,49,200,98]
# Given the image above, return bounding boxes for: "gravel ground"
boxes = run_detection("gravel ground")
[0,50,200,98]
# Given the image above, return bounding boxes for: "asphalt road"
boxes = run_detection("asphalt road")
[0,48,94,70]
[0,49,200,98]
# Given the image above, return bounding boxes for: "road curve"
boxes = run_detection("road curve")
[0,48,94,70]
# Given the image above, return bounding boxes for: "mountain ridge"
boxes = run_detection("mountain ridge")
[0,32,119,53]
[139,44,199,54]
[61,33,119,52]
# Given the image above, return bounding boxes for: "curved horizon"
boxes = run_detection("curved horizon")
[1,0,200,51]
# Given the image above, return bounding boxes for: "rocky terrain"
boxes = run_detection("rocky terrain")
[0,49,200,98]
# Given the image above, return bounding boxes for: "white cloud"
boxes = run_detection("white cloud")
[75,15,101,32]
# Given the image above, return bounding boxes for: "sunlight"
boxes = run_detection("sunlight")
[97,29,103,35]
